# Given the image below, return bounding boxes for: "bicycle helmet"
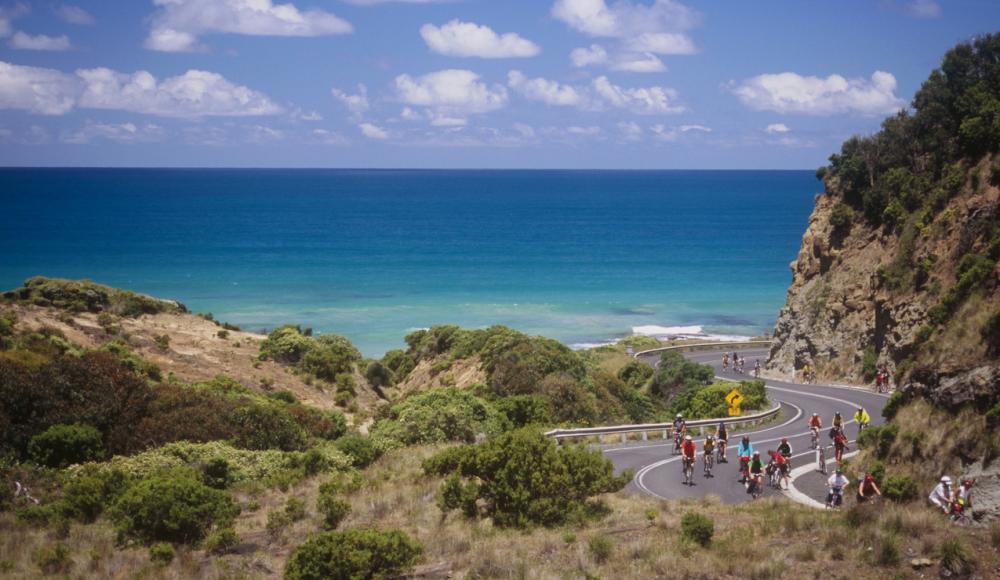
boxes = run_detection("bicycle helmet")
[685,435,692,441]
[941,476,952,484]
[706,435,714,441]
[781,437,788,443]
[752,450,760,456]
[675,413,683,419]
[836,468,843,475]
[962,479,973,487]
[812,412,819,417]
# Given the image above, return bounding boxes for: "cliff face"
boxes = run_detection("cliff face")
[767,156,999,405]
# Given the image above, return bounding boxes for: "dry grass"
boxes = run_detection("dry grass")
[3,444,998,578]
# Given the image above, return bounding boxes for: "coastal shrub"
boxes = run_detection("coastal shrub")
[829,203,854,231]
[285,497,307,521]
[203,526,239,554]
[99,339,162,381]
[882,392,905,420]
[984,308,1000,355]
[381,349,416,383]
[371,389,507,445]
[228,405,308,451]
[111,468,240,545]
[421,445,474,477]
[437,471,479,518]
[857,424,898,459]
[883,474,918,502]
[681,512,714,547]
[287,406,347,441]
[131,383,239,452]
[364,361,392,388]
[317,485,351,529]
[268,390,297,404]
[301,335,361,381]
[335,373,356,394]
[153,334,171,350]
[7,277,184,317]
[0,351,154,459]
[862,347,878,382]
[259,325,314,363]
[148,543,175,566]
[939,537,974,576]
[540,373,600,425]
[334,435,381,469]
[588,535,614,563]
[427,428,629,528]
[494,395,552,428]
[201,457,231,489]
[284,528,422,580]
[651,351,714,401]
[61,466,129,522]
[482,333,587,396]
[28,424,105,468]
[617,360,654,388]
[33,542,72,575]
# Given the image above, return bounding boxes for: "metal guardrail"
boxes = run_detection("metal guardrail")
[544,402,782,444]
[632,340,773,359]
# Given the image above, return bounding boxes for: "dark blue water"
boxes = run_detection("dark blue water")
[0,169,818,355]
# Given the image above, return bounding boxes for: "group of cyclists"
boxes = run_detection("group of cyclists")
[929,475,976,524]
[874,365,893,393]
[721,352,762,378]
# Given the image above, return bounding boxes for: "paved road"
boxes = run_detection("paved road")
[604,348,889,504]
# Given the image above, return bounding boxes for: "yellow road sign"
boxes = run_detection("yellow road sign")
[728,407,742,416]
[725,389,743,407]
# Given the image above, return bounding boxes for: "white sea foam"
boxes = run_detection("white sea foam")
[631,325,755,343]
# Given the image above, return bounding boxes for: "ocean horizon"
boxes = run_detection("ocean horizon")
[0,168,818,356]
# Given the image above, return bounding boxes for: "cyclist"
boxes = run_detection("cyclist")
[832,428,849,462]
[827,468,849,508]
[716,421,729,463]
[737,436,754,483]
[703,435,715,477]
[957,479,974,509]
[929,476,953,514]
[802,362,812,383]
[777,437,793,470]
[722,352,730,371]
[747,451,764,496]
[809,413,823,448]
[672,413,686,453]
[681,435,697,483]
[753,359,761,378]
[857,472,882,503]
[766,449,789,490]
[832,411,843,432]
[853,407,870,433]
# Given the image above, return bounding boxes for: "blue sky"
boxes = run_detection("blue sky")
[0,0,997,169]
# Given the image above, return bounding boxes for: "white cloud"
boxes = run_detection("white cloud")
[570,44,608,67]
[420,20,539,59]
[145,0,352,52]
[310,128,347,145]
[0,61,283,118]
[399,107,422,121]
[650,123,709,142]
[617,120,642,141]
[343,0,445,4]
[612,53,665,73]
[77,68,283,117]
[765,123,790,134]
[553,0,698,72]
[625,32,695,55]
[9,31,71,51]
[299,110,322,121]
[0,3,29,39]
[429,114,466,127]
[507,70,582,107]
[593,76,684,114]
[566,125,601,136]
[55,5,95,25]
[905,0,941,18]
[63,121,164,144]
[0,61,78,115]
[331,84,370,115]
[732,71,904,116]
[245,124,284,143]
[395,69,507,115]
[513,122,535,138]
[359,122,389,139]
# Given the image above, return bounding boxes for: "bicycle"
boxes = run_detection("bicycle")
[816,445,827,475]
[766,464,781,489]
[703,452,714,478]
[810,427,820,450]
[826,485,844,509]
[716,440,727,464]
[682,457,695,486]
[672,432,682,455]
[747,475,763,499]
[949,500,970,526]
[738,456,750,483]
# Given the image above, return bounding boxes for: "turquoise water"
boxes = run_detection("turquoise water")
[0,169,817,356]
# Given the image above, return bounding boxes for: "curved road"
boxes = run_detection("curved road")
[605,348,889,503]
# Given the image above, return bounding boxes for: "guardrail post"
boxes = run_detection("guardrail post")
[642,432,648,442]
[621,433,627,443]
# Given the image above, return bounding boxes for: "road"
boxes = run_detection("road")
[604,348,889,504]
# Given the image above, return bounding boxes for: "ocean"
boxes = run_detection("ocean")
[0,169,818,356]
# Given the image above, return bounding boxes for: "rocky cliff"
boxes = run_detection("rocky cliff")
[766,34,1000,410]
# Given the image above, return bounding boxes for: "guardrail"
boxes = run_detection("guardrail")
[544,402,782,445]
[633,340,773,360]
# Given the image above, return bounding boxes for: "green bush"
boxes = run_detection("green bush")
[287,406,347,441]
[301,335,361,381]
[268,390,298,404]
[494,395,552,428]
[335,373,356,395]
[61,467,129,522]
[28,424,105,469]
[588,535,614,563]
[381,349,415,383]
[983,308,1000,355]
[437,471,479,518]
[882,392,905,420]
[364,361,392,388]
[204,526,239,554]
[861,347,878,382]
[259,325,314,363]
[285,497,307,521]
[617,360,654,388]
[334,435,381,469]
[228,405,308,451]
[370,389,507,445]
[111,469,240,545]
[33,542,72,575]
[939,537,974,576]
[426,429,629,528]
[857,423,898,459]
[680,512,714,547]
[987,401,1000,430]
[317,486,351,530]
[829,202,854,231]
[883,474,918,502]
[148,542,175,566]
[201,457,231,489]
[421,445,474,477]
[284,528,422,580]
